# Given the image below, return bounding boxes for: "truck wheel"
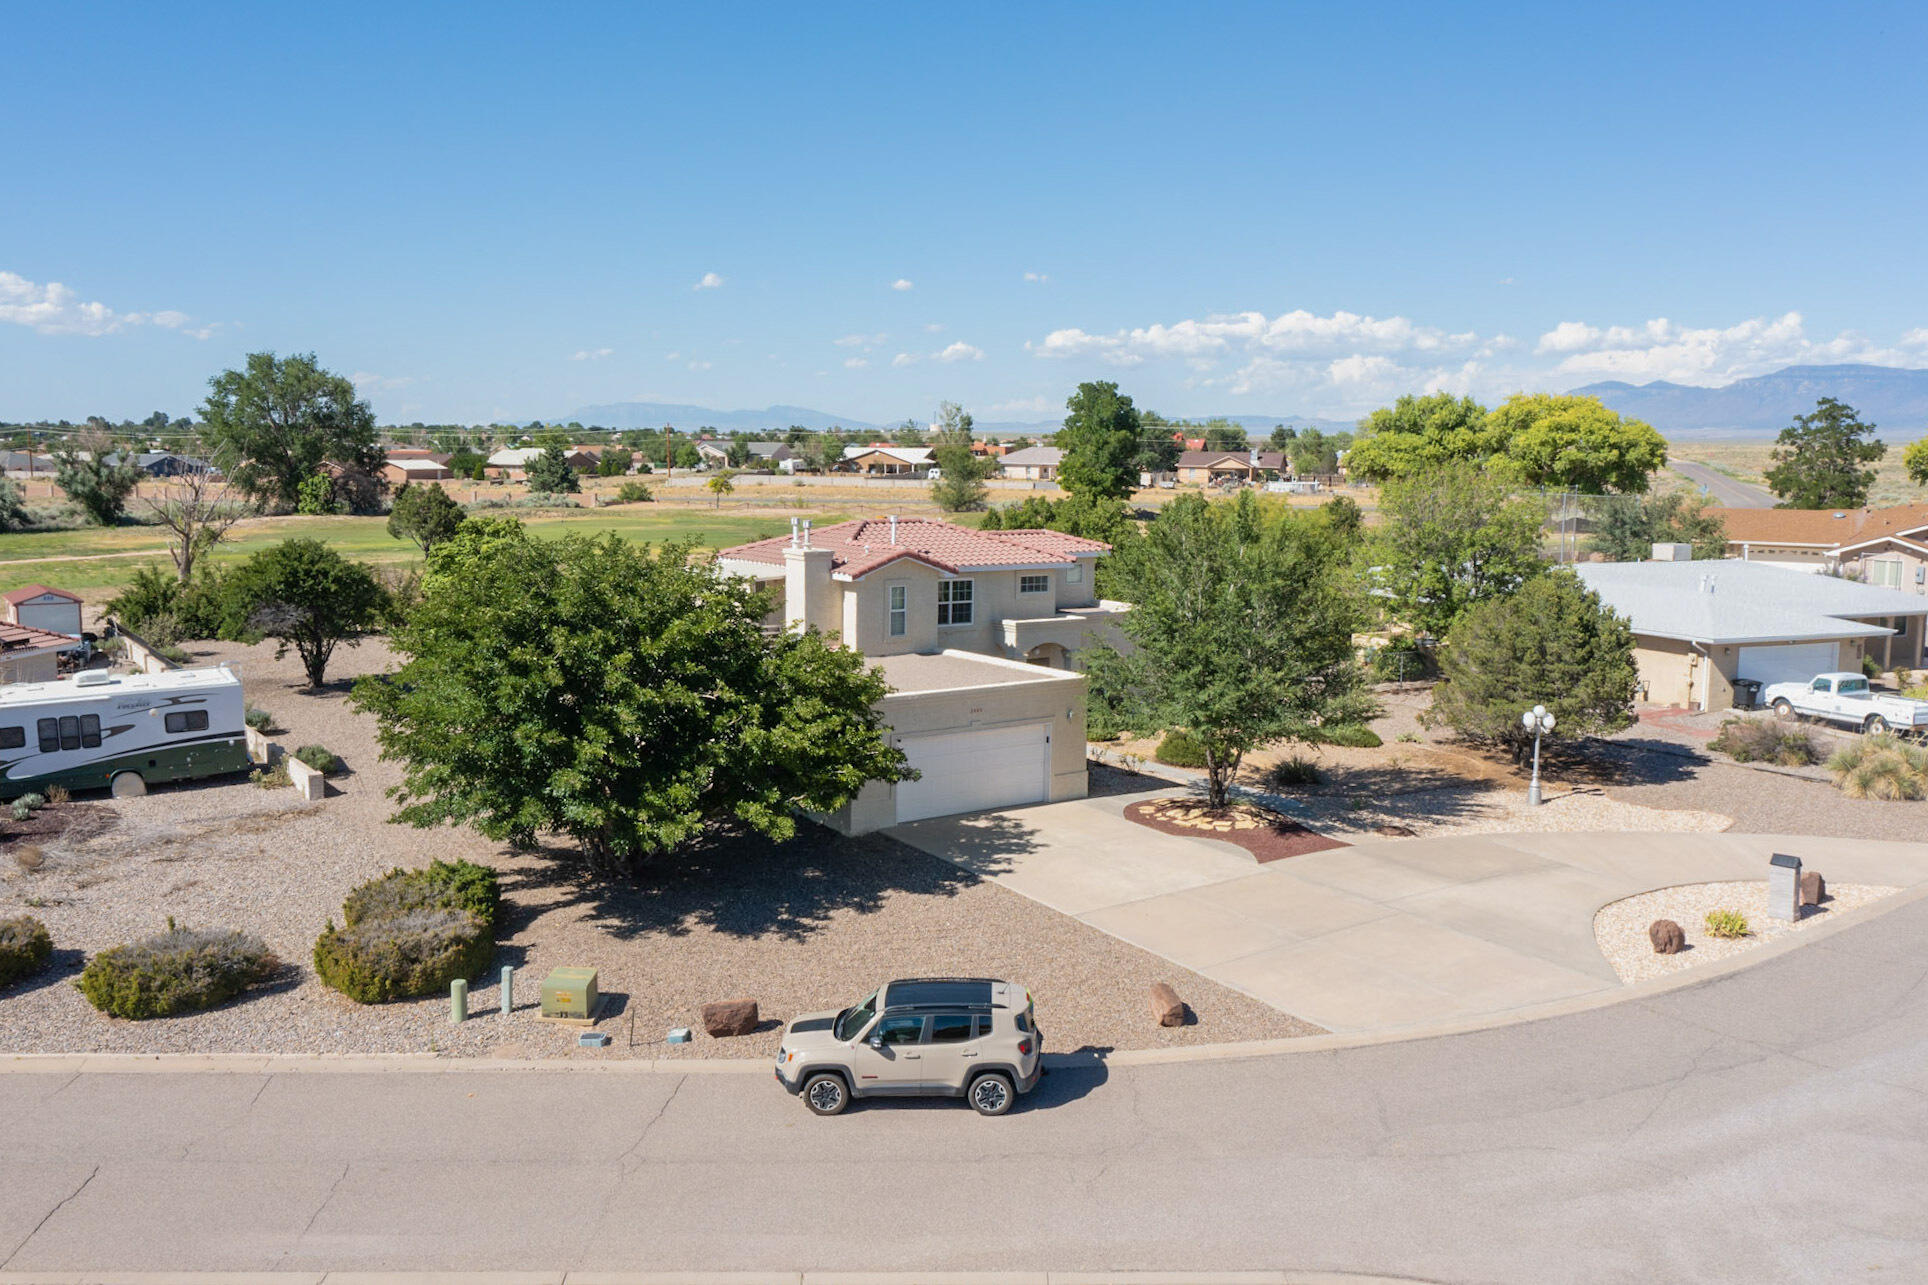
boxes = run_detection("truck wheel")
[1864,715,1890,734]
[1771,699,1794,720]
[109,771,147,799]
[802,1073,848,1116]
[968,1072,1015,1116]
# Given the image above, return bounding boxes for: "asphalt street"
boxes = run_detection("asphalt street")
[1667,458,1778,508]
[3,892,1926,1281]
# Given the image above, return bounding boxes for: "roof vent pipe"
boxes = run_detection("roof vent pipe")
[802,520,811,548]
[889,515,898,545]
[790,516,800,547]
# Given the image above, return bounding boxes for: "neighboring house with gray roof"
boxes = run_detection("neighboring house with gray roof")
[1575,554,1928,710]
[997,446,1063,480]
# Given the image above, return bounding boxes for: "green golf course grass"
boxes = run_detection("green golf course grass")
[0,505,847,601]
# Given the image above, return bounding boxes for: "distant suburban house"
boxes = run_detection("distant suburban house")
[0,621,81,685]
[744,442,799,472]
[484,446,599,477]
[384,448,453,465]
[997,446,1063,481]
[1175,450,1287,485]
[0,452,55,478]
[99,452,215,478]
[693,439,732,468]
[1575,554,1928,710]
[380,457,454,484]
[1711,503,1928,594]
[841,445,934,476]
[715,517,1130,833]
[4,585,84,638]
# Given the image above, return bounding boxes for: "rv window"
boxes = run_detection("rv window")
[36,719,58,753]
[58,716,80,751]
[80,714,101,749]
[0,726,23,750]
[164,710,210,734]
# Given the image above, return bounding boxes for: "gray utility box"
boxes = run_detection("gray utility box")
[1769,853,1802,922]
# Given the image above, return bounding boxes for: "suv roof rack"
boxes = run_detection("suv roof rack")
[883,978,1001,1011]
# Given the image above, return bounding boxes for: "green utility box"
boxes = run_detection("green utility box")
[539,967,601,1024]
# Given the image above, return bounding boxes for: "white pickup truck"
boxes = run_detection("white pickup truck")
[1761,672,1928,735]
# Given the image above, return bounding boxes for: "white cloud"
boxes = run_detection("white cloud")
[1327,354,1397,385]
[351,371,414,393]
[1023,271,1050,284]
[835,332,888,350]
[687,360,712,371]
[844,357,869,369]
[693,271,724,290]
[570,347,614,361]
[891,278,914,291]
[891,352,916,367]
[0,270,210,338]
[664,351,683,361]
[1034,309,1472,366]
[1532,311,1921,384]
[936,341,983,363]
[923,322,944,333]
[985,395,1055,418]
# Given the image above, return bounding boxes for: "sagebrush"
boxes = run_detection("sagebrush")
[313,860,499,1003]
[1827,734,1928,801]
[293,744,342,775]
[1710,718,1821,767]
[0,915,53,988]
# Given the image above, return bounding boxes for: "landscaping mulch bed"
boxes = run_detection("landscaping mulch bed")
[3,800,118,856]
[1124,798,1349,863]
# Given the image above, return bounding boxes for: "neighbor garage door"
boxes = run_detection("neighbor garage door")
[893,722,1050,824]
[1736,641,1840,686]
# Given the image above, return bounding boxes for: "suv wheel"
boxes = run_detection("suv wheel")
[969,1072,1015,1117]
[802,1073,849,1116]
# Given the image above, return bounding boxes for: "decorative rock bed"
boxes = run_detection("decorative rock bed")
[1593,879,1901,984]
[1123,798,1348,863]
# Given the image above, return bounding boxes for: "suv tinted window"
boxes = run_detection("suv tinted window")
[930,1014,975,1043]
[874,1016,925,1046]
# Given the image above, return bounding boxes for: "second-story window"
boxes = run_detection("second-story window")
[938,579,973,626]
[1019,574,1050,594]
[887,583,908,637]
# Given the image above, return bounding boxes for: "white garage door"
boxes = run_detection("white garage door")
[1736,641,1839,686]
[894,722,1050,824]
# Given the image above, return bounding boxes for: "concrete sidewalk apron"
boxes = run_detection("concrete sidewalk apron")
[888,795,1928,1035]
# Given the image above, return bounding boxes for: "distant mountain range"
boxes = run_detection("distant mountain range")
[1573,363,1928,438]
[565,401,1355,438]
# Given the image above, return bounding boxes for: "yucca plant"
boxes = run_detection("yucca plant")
[1704,908,1750,939]
[1828,734,1928,801]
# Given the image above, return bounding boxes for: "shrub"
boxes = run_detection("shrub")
[1396,732,1421,743]
[77,923,278,1018]
[1704,909,1750,939]
[613,481,653,504]
[1369,643,1435,683]
[1313,723,1382,749]
[1710,718,1821,767]
[1862,654,1882,680]
[1827,734,1928,801]
[245,705,276,732]
[1265,755,1324,789]
[251,761,291,789]
[293,744,342,776]
[0,915,53,988]
[16,793,44,812]
[13,844,45,874]
[44,785,69,807]
[11,801,33,822]
[1154,730,1209,768]
[314,860,499,1003]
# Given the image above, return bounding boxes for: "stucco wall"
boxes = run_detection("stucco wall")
[838,562,1100,658]
[818,662,1088,836]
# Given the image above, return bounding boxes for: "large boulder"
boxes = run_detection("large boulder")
[1149,982,1185,1027]
[1649,919,1686,955]
[1800,870,1826,907]
[701,998,759,1038]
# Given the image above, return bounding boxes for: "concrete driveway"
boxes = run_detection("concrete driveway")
[888,791,1928,1034]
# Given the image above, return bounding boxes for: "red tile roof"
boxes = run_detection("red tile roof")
[719,518,1110,580]
[1713,503,1928,549]
[2,584,80,606]
[0,621,79,654]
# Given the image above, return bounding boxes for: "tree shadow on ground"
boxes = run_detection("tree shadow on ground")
[496,819,998,944]
[1557,737,1714,788]
[1084,758,1178,798]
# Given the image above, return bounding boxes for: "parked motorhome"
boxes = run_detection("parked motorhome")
[0,665,250,799]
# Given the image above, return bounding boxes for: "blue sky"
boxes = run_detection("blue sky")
[5,2,1927,426]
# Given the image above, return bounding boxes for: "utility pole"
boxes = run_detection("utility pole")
[665,424,673,480]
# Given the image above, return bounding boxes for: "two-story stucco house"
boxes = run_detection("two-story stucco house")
[715,517,1130,832]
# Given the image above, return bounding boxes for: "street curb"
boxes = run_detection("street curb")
[0,1265,1434,1273]
[4,874,1920,1078]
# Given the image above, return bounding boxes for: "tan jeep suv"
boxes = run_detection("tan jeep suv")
[775,977,1042,1116]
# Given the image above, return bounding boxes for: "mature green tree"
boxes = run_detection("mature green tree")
[1587,490,1727,563]
[0,476,27,532]
[1266,423,1299,452]
[1906,436,1928,488]
[351,521,910,874]
[52,428,143,524]
[1425,571,1638,758]
[596,446,634,477]
[1288,427,1341,477]
[1057,381,1144,500]
[386,482,467,554]
[199,352,385,510]
[1200,419,1247,451]
[1763,398,1886,508]
[1133,411,1183,475]
[1345,393,1493,481]
[222,538,388,687]
[705,471,735,507]
[1488,393,1667,493]
[524,443,581,494]
[979,491,1133,544]
[930,401,994,512]
[1321,494,1364,547]
[725,439,752,468]
[1089,492,1372,807]
[1374,462,1546,638]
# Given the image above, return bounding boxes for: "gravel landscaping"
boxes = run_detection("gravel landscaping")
[1593,879,1901,984]
[0,637,1321,1059]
